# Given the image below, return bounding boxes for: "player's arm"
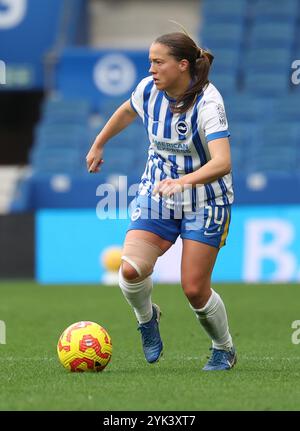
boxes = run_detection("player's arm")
[153,137,231,197]
[181,96,231,185]
[181,137,231,186]
[86,100,137,173]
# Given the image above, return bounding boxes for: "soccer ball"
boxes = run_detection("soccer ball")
[57,321,112,372]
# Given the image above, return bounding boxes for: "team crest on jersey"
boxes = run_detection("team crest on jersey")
[175,120,189,136]
[216,104,227,126]
[131,207,142,221]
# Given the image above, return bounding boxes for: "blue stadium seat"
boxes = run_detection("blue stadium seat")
[247,154,297,174]
[246,122,299,173]
[210,48,240,73]
[42,112,89,125]
[254,15,297,26]
[250,22,296,48]
[244,73,290,96]
[244,48,292,73]
[202,0,247,18]
[33,138,84,151]
[99,97,127,118]
[101,148,136,175]
[30,144,82,158]
[249,123,300,169]
[31,149,83,174]
[35,122,89,134]
[229,121,259,147]
[42,98,91,120]
[203,14,245,25]
[228,122,259,174]
[100,122,148,176]
[225,96,274,123]
[273,96,300,121]
[252,0,299,21]
[261,123,300,144]
[30,98,92,174]
[209,72,237,95]
[202,23,244,50]
[35,123,90,145]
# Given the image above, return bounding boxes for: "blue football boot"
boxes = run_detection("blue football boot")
[202,346,237,371]
[137,304,163,363]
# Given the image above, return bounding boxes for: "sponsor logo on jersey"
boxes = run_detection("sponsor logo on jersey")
[152,138,191,153]
[216,104,227,126]
[175,120,189,136]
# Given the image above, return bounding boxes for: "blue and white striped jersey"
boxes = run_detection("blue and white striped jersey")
[130,76,234,209]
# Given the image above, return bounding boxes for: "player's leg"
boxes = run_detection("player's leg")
[120,229,172,322]
[181,239,233,347]
[119,229,173,363]
[180,204,236,370]
[181,239,236,370]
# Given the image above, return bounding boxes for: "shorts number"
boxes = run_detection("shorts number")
[205,206,225,232]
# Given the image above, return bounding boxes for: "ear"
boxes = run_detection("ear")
[179,59,189,72]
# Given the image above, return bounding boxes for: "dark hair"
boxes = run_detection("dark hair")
[153,32,214,114]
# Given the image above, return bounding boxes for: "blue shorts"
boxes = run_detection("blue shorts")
[127,195,231,249]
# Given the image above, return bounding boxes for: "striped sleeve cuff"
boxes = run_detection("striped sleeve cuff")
[130,97,138,114]
[206,130,230,142]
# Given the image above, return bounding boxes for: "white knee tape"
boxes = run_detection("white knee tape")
[122,238,163,279]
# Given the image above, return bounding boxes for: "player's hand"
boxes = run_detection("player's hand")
[152,178,183,198]
[86,146,104,173]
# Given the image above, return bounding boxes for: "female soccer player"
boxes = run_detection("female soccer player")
[86,32,236,371]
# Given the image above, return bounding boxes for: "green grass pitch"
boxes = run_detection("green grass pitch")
[0,281,300,411]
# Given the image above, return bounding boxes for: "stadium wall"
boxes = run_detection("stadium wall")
[35,206,300,284]
[0,213,34,278]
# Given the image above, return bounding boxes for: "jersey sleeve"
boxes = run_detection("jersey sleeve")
[198,97,230,143]
[130,77,152,119]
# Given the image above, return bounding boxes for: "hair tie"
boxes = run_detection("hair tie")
[196,47,203,59]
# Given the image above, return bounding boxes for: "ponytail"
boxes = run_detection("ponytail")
[173,48,214,114]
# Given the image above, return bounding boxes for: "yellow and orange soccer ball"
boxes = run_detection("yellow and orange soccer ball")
[57,321,112,372]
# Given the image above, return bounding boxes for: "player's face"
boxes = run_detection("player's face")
[149,43,185,93]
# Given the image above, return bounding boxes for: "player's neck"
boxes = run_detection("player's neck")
[165,75,192,100]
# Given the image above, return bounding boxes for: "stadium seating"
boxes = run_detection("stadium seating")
[244,48,292,73]
[12,91,149,209]
[250,22,296,48]
[244,72,291,96]
[225,96,274,123]
[28,97,88,175]
[208,72,237,95]
[273,95,300,121]
[202,0,248,23]
[202,22,245,50]
[10,0,300,211]
[210,48,240,74]
[201,0,300,179]
[252,0,299,20]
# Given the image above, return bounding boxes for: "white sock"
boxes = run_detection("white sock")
[119,269,153,324]
[190,289,233,351]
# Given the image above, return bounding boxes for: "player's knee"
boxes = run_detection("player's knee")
[121,238,163,281]
[121,261,139,281]
[182,279,211,306]
[184,287,202,303]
